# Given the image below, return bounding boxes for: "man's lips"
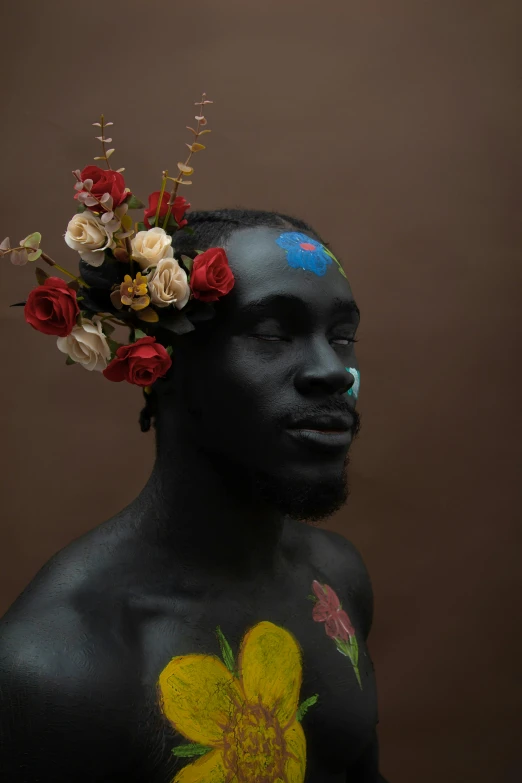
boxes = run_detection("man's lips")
[285,414,354,452]
[287,414,353,432]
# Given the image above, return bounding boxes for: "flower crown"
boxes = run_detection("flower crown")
[2,94,235,389]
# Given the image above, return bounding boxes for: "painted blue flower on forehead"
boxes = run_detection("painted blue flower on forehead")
[276,231,347,278]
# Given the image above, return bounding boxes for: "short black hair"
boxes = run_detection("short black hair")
[106,207,324,432]
[169,207,324,257]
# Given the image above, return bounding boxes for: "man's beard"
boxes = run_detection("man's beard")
[201,444,351,523]
[251,456,350,523]
[195,411,359,523]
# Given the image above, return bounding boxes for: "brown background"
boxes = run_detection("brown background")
[1,1,521,781]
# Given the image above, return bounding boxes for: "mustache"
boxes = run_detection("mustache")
[283,402,362,437]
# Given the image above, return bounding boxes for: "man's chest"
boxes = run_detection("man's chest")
[119,550,378,782]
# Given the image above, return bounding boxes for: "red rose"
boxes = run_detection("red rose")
[103,336,172,387]
[24,277,80,337]
[190,247,235,303]
[79,165,128,208]
[144,193,190,229]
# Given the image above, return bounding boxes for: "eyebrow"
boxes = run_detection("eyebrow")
[240,293,361,320]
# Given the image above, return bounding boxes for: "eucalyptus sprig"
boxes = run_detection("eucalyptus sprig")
[92,115,125,173]
[158,92,213,230]
[0,235,89,287]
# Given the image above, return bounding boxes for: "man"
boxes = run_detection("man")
[0,209,387,782]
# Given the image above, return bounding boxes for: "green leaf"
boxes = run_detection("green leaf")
[65,355,76,366]
[172,742,213,758]
[77,203,87,213]
[35,267,49,286]
[21,231,41,249]
[334,638,350,657]
[156,310,195,336]
[350,635,359,667]
[180,254,194,273]
[107,337,121,358]
[27,249,42,262]
[166,345,173,356]
[133,328,147,341]
[183,226,195,235]
[76,295,84,302]
[215,626,235,674]
[136,222,146,232]
[296,693,319,722]
[10,301,26,307]
[126,194,145,209]
[306,594,317,602]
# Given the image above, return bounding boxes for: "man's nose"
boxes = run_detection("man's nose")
[294,339,354,396]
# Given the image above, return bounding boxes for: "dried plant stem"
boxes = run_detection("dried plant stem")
[40,252,91,287]
[0,246,90,288]
[98,314,127,327]
[154,171,168,228]
[162,93,208,229]
[125,236,134,276]
[99,115,112,171]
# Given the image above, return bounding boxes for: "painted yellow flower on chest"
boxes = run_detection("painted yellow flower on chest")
[158,620,316,783]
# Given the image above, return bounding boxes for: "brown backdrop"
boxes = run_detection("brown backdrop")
[1,2,521,781]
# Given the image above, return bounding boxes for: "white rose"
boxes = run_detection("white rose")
[64,211,115,267]
[56,317,111,372]
[131,227,174,271]
[147,258,190,309]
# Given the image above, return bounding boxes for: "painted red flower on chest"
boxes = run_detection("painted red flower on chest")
[309,579,362,689]
[311,579,355,641]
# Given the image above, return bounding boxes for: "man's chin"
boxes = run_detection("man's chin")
[200,442,350,522]
[252,459,350,523]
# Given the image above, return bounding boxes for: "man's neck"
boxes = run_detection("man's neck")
[126,428,287,584]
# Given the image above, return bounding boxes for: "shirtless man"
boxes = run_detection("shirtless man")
[0,210,387,782]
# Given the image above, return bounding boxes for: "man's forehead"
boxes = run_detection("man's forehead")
[225,226,298,267]
[222,225,356,314]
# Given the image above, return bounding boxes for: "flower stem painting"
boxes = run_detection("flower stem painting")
[308,580,362,689]
[158,621,319,783]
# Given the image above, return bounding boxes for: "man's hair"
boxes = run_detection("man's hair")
[139,208,326,433]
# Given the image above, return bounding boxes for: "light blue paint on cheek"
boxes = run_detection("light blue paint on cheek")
[345,367,360,399]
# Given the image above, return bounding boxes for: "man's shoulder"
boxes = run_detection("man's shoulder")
[1,521,136,683]
[0,564,136,781]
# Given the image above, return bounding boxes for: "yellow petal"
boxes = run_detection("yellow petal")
[136,306,159,322]
[123,274,132,284]
[283,720,307,783]
[238,621,303,726]
[121,213,133,231]
[158,654,245,746]
[131,295,151,311]
[172,749,227,783]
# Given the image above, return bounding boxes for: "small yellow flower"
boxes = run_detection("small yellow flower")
[158,621,307,783]
[110,272,150,311]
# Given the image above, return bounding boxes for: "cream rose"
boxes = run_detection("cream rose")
[131,227,174,271]
[64,211,114,267]
[56,317,111,371]
[147,258,190,309]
